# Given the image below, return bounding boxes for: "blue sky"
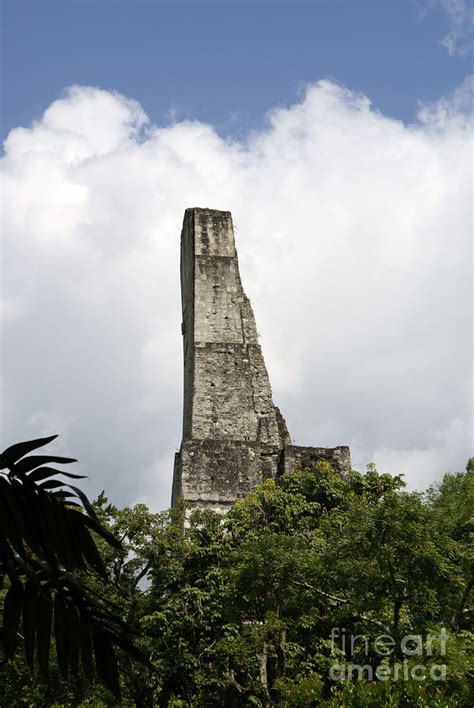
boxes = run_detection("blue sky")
[1,0,472,507]
[2,0,472,140]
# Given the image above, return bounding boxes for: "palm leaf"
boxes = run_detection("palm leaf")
[0,435,58,468]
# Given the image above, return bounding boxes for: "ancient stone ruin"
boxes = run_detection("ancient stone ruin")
[172,208,351,512]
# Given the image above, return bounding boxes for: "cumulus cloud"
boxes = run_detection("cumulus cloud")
[418,73,474,125]
[1,80,472,508]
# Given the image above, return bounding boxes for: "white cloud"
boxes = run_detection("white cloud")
[418,73,474,127]
[428,0,474,56]
[1,80,472,508]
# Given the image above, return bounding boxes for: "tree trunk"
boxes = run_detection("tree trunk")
[257,641,271,707]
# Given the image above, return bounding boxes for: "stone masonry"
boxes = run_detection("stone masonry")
[172,208,351,512]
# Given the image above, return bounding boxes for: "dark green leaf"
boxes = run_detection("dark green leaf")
[3,582,23,657]
[93,628,121,699]
[0,435,58,469]
[28,466,85,483]
[67,484,99,519]
[0,480,27,555]
[14,455,77,475]
[7,478,43,556]
[16,557,42,588]
[26,467,61,484]
[76,526,106,576]
[111,631,153,668]
[67,484,122,548]
[80,621,93,680]
[23,579,37,669]
[39,479,67,491]
[40,493,83,572]
[17,483,53,563]
[37,589,52,675]
[67,603,81,676]
[54,591,69,677]
[61,508,94,571]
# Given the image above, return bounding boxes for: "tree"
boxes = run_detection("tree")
[144,462,474,706]
[3,443,472,706]
[0,435,148,699]
[426,459,474,632]
[86,493,167,705]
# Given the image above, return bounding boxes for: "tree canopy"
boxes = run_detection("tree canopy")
[1,438,473,706]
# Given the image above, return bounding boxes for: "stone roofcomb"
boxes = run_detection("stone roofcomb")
[171,208,351,513]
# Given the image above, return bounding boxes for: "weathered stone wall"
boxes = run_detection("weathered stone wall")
[283,445,352,479]
[172,208,351,511]
[180,209,284,445]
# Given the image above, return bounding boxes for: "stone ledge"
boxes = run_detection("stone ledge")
[172,439,352,511]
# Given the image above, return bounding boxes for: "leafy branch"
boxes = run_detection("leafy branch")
[0,435,151,698]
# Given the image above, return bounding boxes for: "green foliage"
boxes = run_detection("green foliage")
[0,435,149,700]
[143,461,473,706]
[2,444,472,707]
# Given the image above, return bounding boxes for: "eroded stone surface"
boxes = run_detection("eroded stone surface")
[172,208,351,511]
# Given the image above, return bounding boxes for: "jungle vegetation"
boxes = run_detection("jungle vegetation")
[1,437,473,706]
